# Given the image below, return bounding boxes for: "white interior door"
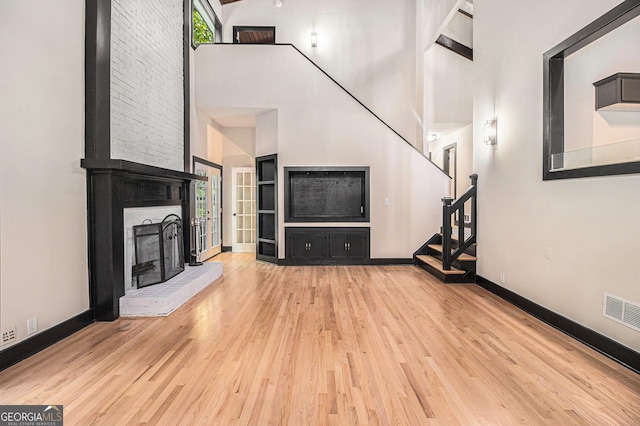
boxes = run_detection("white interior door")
[232,167,256,252]
[195,163,222,260]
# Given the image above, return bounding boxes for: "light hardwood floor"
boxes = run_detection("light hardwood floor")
[1,253,639,425]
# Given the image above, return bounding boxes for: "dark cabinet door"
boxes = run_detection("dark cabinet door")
[328,231,368,259]
[289,232,311,260]
[307,233,326,260]
[328,233,349,259]
[346,231,367,260]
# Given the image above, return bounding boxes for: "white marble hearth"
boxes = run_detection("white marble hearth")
[119,262,223,317]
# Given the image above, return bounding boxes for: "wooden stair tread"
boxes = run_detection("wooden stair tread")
[427,244,477,261]
[416,255,465,275]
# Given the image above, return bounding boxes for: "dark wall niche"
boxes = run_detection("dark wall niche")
[543,0,640,180]
[284,167,370,222]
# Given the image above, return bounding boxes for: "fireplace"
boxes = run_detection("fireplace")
[133,214,184,288]
[81,159,206,320]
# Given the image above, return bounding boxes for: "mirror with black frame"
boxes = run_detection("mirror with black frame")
[543,0,640,180]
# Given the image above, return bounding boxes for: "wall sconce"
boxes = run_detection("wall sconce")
[484,119,497,145]
[311,32,318,48]
[427,133,438,142]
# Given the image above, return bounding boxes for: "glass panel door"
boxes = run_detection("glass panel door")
[210,173,220,251]
[232,167,256,252]
[194,162,222,260]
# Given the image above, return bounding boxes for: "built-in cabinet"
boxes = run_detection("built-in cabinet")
[327,230,368,260]
[287,230,326,262]
[285,227,370,265]
[256,155,277,263]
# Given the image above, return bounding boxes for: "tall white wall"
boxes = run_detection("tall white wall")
[196,45,449,259]
[420,1,472,148]
[189,0,224,171]
[192,108,214,161]
[424,44,473,132]
[474,0,640,351]
[0,0,89,348]
[221,0,419,147]
[111,0,184,171]
[255,110,278,157]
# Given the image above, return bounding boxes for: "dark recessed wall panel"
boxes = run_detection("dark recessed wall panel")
[284,167,370,222]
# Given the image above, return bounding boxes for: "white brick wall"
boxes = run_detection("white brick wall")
[111,0,184,171]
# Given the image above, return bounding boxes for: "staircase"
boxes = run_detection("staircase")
[414,174,478,283]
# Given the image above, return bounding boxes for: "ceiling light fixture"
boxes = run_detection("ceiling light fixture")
[275,0,282,7]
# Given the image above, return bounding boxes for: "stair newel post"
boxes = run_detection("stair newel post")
[469,174,478,238]
[442,197,453,270]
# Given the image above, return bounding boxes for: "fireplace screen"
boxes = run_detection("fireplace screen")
[132,214,185,288]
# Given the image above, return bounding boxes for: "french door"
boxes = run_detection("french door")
[194,161,222,260]
[232,167,256,252]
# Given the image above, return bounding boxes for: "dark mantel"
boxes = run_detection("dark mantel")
[81,159,205,181]
[82,159,205,321]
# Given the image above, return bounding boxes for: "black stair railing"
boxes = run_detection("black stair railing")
[441,174,478,270]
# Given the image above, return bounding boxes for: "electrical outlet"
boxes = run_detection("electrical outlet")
[545,247,552,260]
[499,272,505,284]
[27,317,38,335]
[384,198,390,206]
[2,326,17,345]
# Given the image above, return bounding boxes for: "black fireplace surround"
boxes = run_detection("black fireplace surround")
[82,159,205,320]
[82,0,200,321]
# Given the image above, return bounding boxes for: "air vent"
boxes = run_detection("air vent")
[603,293,640,332]
[2,327,17,345]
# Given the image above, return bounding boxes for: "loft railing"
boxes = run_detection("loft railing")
[441,174,477,270]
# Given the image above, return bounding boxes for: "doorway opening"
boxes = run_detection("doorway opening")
[443,143,457,199]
